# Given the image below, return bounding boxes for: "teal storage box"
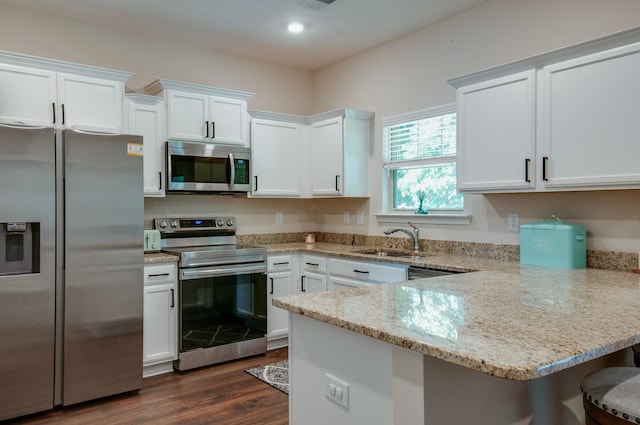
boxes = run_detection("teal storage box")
[520,217,586,269]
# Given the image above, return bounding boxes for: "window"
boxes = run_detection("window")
[382,104,463,213]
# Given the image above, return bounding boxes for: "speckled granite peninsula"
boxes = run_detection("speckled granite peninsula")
[265,239,640,425]
[274,267,640,380]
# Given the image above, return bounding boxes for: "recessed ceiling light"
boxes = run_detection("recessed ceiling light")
[287,22,305,34]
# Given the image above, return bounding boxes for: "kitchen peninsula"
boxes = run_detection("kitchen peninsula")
[274,262,640,425]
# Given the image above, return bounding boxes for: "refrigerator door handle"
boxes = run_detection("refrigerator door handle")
[0,121,52,130]
[65,127,122,136]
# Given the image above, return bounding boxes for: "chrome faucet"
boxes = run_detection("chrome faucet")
[384,221,420,253]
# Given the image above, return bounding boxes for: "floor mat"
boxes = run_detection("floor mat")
[245,360,289,395]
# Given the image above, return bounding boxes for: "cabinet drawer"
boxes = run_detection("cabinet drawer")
[144,263,177,285]
[301,255,326,273]
[328,258,407,284]
[267,255,293,272]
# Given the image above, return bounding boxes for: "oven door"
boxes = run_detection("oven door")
[166,140,251,193]
[175,262,267,371]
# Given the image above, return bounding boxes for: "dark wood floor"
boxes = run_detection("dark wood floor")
[6,348,289,425]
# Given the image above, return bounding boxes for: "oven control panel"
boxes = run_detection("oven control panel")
[154,217,236,232]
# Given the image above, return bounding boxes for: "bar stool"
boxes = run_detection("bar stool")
[581,367,640,424]
[633,344,640,367]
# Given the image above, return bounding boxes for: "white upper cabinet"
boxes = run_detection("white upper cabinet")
[0,64,56,127]
[449,28,640,193]
[145,79,254,147]
[307,109,372,198]
[0,51,131,132]
[125,94,167,197]
[456,70,536,192]
[249,111,305,197]
[57,73,125,133]
[310,116,344,196]
[248,108,372,198]
[538,42,640,190]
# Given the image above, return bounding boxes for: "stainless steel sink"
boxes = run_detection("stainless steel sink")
[353,249,430,258]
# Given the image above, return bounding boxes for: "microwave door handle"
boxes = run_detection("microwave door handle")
[228,152,235,190]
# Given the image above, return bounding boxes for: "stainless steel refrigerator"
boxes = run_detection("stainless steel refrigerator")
[0,125,143,421]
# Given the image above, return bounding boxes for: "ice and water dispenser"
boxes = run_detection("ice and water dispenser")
[0,222,39,275]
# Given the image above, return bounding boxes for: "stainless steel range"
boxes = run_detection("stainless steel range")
[154,216,267,371]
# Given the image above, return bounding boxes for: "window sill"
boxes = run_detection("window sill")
[374,212,472,226]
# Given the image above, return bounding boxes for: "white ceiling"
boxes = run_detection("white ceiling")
[0,0,490,70]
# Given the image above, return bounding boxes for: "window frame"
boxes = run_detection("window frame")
[381,103,464,215]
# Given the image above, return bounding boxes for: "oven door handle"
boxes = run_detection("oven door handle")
[182,255,266,268]
[180,263,266,280]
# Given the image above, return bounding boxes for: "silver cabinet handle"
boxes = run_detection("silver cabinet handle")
[148,273,170,278]
[301,275,306,292]
[170,288,175,308]
[273,262,290,266]
[269,277,274,295]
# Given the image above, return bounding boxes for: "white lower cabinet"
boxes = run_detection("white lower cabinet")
[143,262,177,377]
[299,254,327,294]
[266,253,409,348]
[267,255,297,349]
[328,257,408,290]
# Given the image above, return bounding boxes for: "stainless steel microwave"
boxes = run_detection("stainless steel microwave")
[166,140,251,193]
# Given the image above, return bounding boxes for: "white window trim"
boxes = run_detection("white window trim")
[375,212,472,225]
[378,102,471,226]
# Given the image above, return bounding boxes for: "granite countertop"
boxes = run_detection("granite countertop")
[269,242,640,380]
[261,241,521,273]
[144,252,179,264]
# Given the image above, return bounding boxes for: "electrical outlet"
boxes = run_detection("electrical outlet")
[275,211,283,224]
[325,373,349,409]
[343,211,350,224]
[507,213,519,232]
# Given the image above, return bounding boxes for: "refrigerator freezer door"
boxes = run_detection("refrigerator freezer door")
[0,126,56,421]
[62,130,143,405]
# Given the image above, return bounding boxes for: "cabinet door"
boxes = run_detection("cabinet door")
[329,276,362,291]
[143,282,177,366]
[310,116,344,196]
[539,42,640,189]
[125,96,167,197]
[300,272,326,293]
[328,257,408,284]
[209,96,248,146]
[57,73,124,133]
[267,271,292,340]
[166,90,209,141]
[251,118,302,197]
[456,70,536,192]
[0,64,56,127]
